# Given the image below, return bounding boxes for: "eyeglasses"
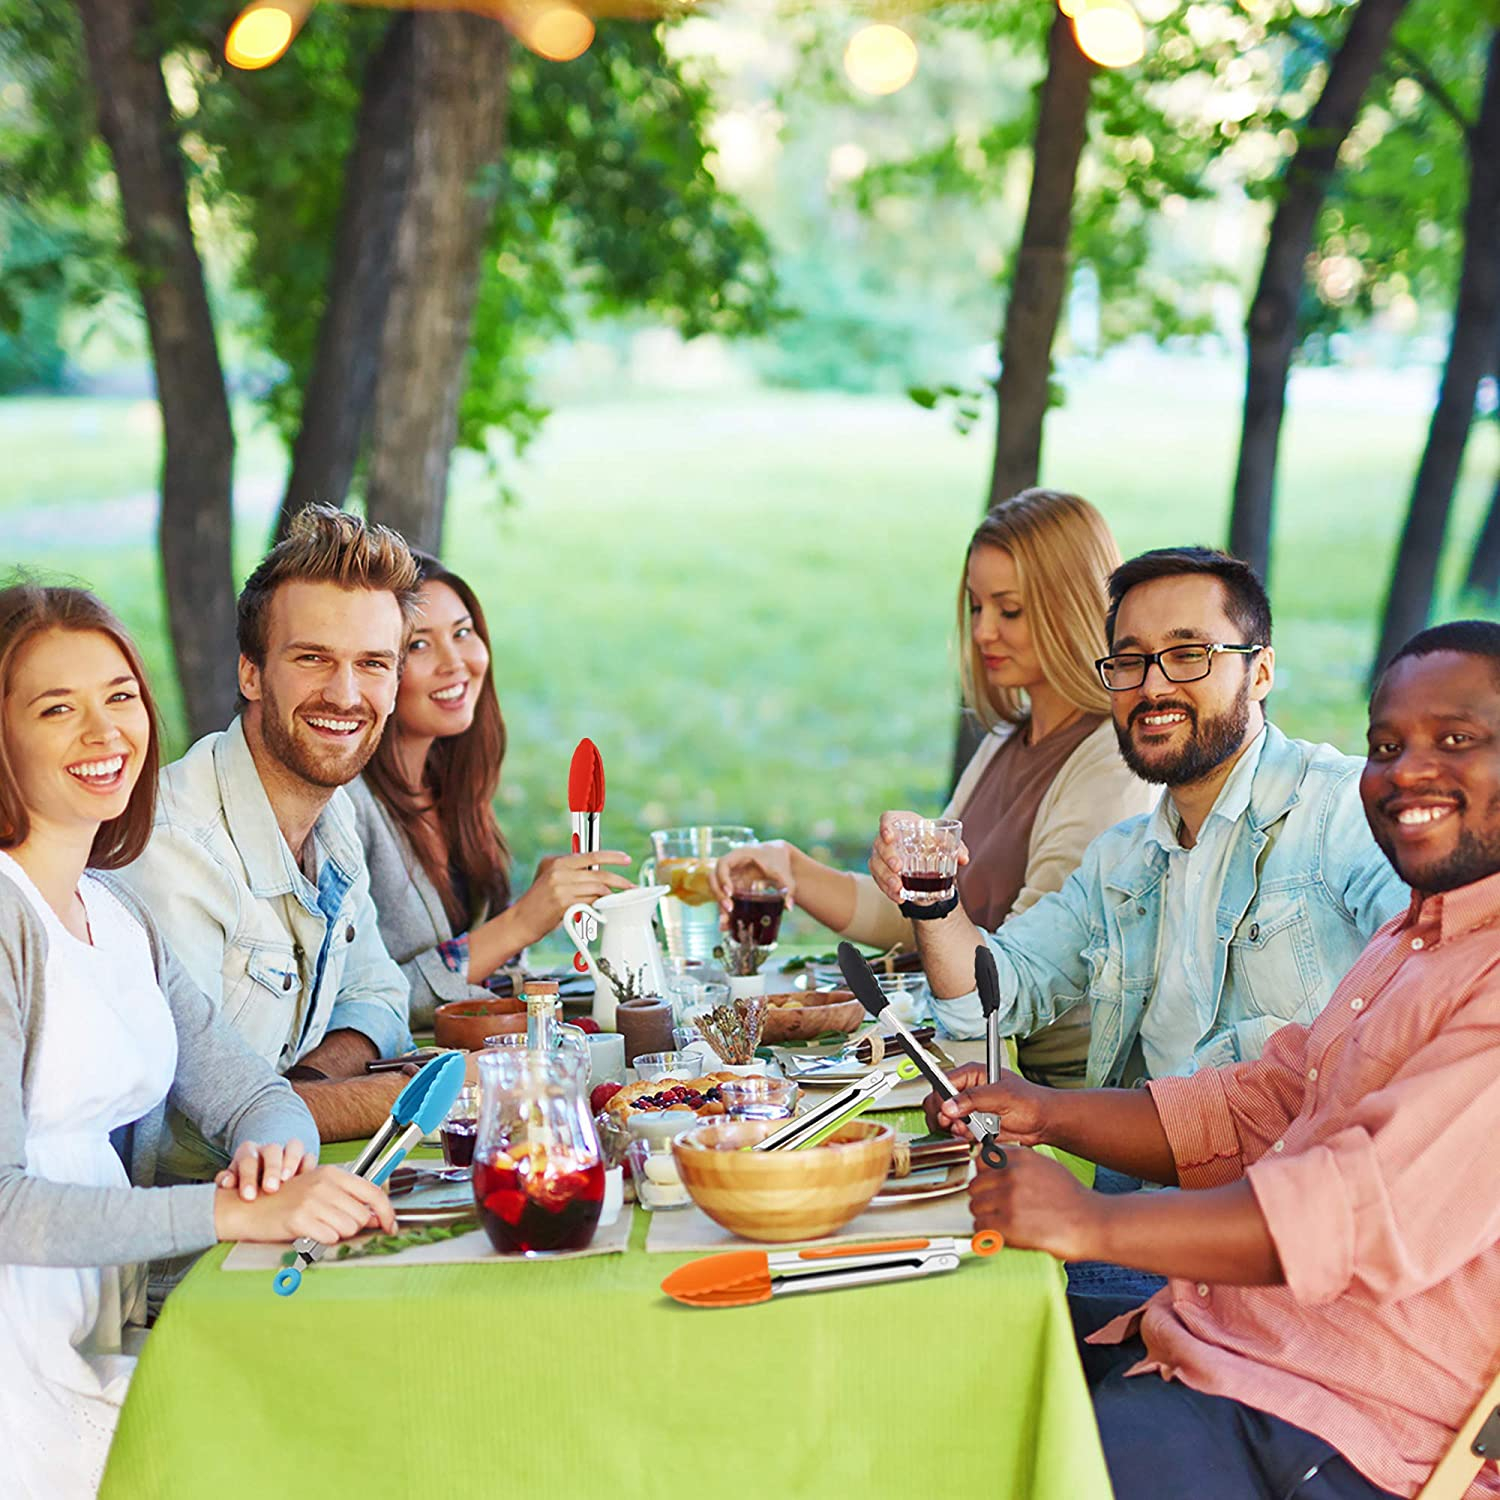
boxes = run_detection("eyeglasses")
[1095,643,1263,692]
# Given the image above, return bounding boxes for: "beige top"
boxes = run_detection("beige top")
[839,718,1156,1085]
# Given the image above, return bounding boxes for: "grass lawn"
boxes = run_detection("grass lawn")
[3,354,1497,934]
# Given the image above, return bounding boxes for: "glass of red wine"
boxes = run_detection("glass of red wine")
[894,816,964,905]
[439,1082,482,1168]
[726,875,789,949]
[473,1049,603,1256]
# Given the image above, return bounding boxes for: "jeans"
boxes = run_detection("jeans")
[1070,1296,1401,1500]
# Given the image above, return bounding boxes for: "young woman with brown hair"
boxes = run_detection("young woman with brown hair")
[0,583,393,1497]
[348,553,632,1025]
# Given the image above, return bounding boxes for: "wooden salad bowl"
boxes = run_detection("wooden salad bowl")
[672,1118,894,1242]
[760,990,866,1043]
[433,996,526,1051]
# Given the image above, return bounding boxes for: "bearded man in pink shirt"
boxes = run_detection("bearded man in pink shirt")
[929,619,1500,1500]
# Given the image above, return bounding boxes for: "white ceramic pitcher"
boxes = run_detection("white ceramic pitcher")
[564,884,671,1030]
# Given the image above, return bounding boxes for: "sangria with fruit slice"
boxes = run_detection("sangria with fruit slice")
[473,1140,604,1254]
[474,1048,603,1256]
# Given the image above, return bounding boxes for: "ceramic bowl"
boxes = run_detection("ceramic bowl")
[672,1118,894,1242]
[433,997,526,1051]
[760,990,866,1043]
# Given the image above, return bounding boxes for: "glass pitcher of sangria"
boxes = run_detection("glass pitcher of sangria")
[473,1048,604,1255]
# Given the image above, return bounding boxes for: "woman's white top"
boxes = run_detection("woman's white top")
[0,850,179,1498]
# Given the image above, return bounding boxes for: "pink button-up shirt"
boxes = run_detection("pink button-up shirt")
[1092,868,1500,1498]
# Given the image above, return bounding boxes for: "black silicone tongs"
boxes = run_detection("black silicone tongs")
[976,943,1002,1091]
[837,941,1007,1170]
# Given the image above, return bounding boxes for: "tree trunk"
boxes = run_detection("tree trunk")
[953,12,1094,790]
[274,15,417,541]
[365,13,509,553]
[1226,0,1410,583]
[74,0,238,740]
[1372,29,1500,677]
[987,10,1095,508]
[1465,454,1500,600]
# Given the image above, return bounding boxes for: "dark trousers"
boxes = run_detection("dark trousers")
[1070,1296,1402,1500]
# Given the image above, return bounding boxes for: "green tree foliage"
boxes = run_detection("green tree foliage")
[2,1,776,461]
[1302,0,1496,341]
[0,0,130,391]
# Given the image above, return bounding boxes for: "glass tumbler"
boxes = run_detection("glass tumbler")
[893,817,964,904]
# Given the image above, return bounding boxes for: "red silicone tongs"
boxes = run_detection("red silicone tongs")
[568,739,605,972]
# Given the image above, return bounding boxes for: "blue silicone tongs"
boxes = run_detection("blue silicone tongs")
[271,1050,467,1296]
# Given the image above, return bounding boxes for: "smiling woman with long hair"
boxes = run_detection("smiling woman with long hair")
[349,553,632,1025]
[0,583,394,1497]
[717,489,1155,1087]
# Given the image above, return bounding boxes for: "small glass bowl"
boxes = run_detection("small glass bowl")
[718,1075,797,1121]
[633,1051,696,1083]
[625,1136,693,1211]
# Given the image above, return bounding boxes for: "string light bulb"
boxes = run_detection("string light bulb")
[514,2,595,61]
[1071,0,1146,68]
[843,23,919,96]
[225,0,312,70]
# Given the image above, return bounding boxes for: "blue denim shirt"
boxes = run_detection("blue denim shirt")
[117,716,413,1075]
[930,724,1408,1085]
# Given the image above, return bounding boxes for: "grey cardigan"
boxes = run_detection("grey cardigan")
[345,776,495,1028]
[0,873,317,1268]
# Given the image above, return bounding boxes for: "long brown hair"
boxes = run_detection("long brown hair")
[364,554,511,927]
[958,489,1121,732]
[0,581,162,869]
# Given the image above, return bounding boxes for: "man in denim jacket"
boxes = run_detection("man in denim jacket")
[873,547,1407,1088]
[120,507,420,1164]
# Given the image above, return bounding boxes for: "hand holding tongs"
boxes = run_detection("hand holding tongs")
[837,942,1008,1170]
[662,1231,1003,1307]
[271,1051,467,1296]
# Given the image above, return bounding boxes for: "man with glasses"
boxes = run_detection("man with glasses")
[872,546,1406,1089]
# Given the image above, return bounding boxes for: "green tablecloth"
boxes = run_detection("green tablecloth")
[101,1122,1111,1500]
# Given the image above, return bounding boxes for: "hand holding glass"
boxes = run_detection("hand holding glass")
[892,816,963,904]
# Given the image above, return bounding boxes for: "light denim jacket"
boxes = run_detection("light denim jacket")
[931,724,1409,1085]
[117,716,413,1076]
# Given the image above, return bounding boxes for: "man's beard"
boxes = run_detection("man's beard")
[1115,676,1252,788]
[260,677,382,790]
[1373,793,1500,894]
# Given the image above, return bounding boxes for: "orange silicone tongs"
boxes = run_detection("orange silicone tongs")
[661,1232,1003,1308]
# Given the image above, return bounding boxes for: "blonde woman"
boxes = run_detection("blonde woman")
[716,489,1154,1087]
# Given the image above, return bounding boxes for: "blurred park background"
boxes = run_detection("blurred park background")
[3,0,1499,894]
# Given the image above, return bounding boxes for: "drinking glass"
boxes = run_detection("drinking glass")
[719,1075,797,1121]
[666,975,730,1028]
[633,1051,696,1083]
[473,1049,604,1255]
[725,874,789,950]
[893,817,964,904]
[640,825,755,962]
[440,1082,482,1168]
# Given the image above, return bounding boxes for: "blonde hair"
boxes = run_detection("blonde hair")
[237,504,422,665]
[958,489,1120,731]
